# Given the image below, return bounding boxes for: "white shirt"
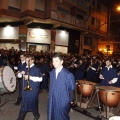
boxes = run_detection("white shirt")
[21,61,25,64]
[102,65,118,83]
[55,66,63,79]
[14,61,26,70]
[18,63,42,82]
[105,65,112,70]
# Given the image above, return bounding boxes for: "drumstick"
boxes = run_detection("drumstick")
[100,71,110,84]
[103,78,109,84]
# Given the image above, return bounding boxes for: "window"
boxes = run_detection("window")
[97,3,101,12]
[96,19,100,28]
[92,0,96,7]
[35,0,45,12]
[57,6,69,14]
[91,17,95,25]
[84,37,92,45]
[77,14,83,19]
[8,0,21,11]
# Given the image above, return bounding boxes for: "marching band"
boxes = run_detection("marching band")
[0,48,120,120]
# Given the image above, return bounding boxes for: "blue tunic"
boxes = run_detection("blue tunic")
[0,55,4,67]
[87,63,97,82]
[100,67,118,86]
[48,67,75,120]
[75,64,86,80]
[21,65,42,112]
[115,75,120,87]
[38,62,50,89]
[17,62,26,97]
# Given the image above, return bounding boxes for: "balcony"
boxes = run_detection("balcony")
[63,0,89,11]
[51,9,88,30]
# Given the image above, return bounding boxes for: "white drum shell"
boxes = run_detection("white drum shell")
[109,116,120,120]
[0,66,16,94]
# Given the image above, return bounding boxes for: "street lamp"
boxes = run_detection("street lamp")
[117,6,120,11]
[106,5,120,56]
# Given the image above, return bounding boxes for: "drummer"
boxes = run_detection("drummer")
[99,58,118,86]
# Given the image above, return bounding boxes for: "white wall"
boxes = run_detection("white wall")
[28,43,49,52]
[0,26,19,39]
[55,46,68,53]
[0,43,19,50]
[55,30,69,46]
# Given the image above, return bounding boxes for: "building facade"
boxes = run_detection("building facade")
[0,0,110,55]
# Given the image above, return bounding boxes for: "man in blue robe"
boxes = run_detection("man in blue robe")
[99,58,118,86]
[48,53,75,120]
[16,55,42,120]
[15,53,26,105]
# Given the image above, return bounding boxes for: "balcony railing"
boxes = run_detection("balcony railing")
[51,9,88,30]
[64,0,89,10]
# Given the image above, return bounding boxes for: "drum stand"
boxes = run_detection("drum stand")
[0,89,16,114]
[72,82,99,120]
[116,101,120,115]
[0,88,5,113]
[89,87,115,119]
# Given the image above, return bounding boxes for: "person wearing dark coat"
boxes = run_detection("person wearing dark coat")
[87,59,97,82]
[16,55,42,120]
[99,58,118,86]
[95,60,103,83]
[115,60,120,87]
[0,51,4,67]
[15,54,26,105]
[37,57,50,91]
[75,59,86,80]
[99,58,118,112]
[48,53,75,120]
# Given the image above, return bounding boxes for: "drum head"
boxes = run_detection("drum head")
[2,66,16,92]
[109,116,120,120]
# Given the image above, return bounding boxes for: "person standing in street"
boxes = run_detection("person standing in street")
[16,54,42,120]
[48,53,75,120]
[99,58,118,86]
[15,53,26,105]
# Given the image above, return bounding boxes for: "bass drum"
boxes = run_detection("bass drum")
[0,66,16,94]
[109,116,120,120]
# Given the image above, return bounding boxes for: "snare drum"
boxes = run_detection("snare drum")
[98,86,120,107]
[77,80,97,97]
[0,66,16,94]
